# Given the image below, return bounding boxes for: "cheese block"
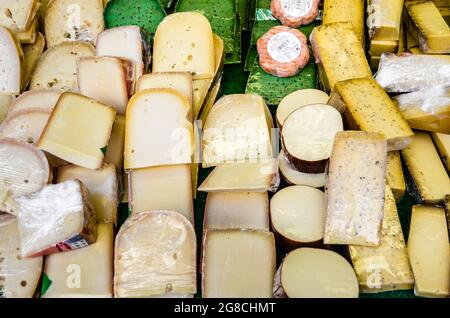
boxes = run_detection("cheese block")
[202,94,272,167]
[128,164,194,224]
[104,114,125,170]
[310,22,372,92]
[153,12,215,80]
[0,109,51,144]
[324,131,387,246]
[30,41,95,92]
[204,192,270,231]
[57,163,118,225]
[431,132,450,171]
[77,56,130,115]
[114,210,197,298]
[124,89,193,169]
[369,40,398,56]
[407,205,450,298]
[401,131,450,204]
[45,0,104,48]
[393,86,450,133]
[22,32,45,90]
[0,0,38,32]
[0,214,43,298]
[322,0,365,43]
[16,17,37,44]
[367,0,404,41]
[16,180,96,257]
[0,26,22,95]
[0,95,12,123]
[38,92,116,170]
[0,138,50,214]
[278,150,326,188]
[386,151,406,202]
[7,89,61,117]
[198,160,279,193]
[349,186,414,293]
[41,223,113,298]
[202,230,275,298]
[329,77,414,151]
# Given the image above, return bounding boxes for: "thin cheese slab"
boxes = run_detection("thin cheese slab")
[386,151,406,202]
[432,132,450,172]
[104,114,125,170]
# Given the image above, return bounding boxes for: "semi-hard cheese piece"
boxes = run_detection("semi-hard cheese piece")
[367,0,404,41]
[22,32,45,90]
[369,40,398,56]
[407,205,450,298]
[114,211,197,298]
[278,150,326,188]
[310,22,372,92]
[0,0,38,32]
[349,186,414,293]
[204,192,270,231]
[16,180,96,258]
[153,12,214,80]
[202,230,275,298]
[128,165,194,224]
[432,132,450,171]
[324,131,387,246]
[45,0,104,48]
[104,114,125,170]
[401,131,450,204]
[386,151,406,202]
[42,223,113,298]
[30,42,95,92]
[124,89,193,169]
[329,77,413,151]
[6,89,61,117]
[57,164,118,224]
[0,109,51,144]
[322,0,365,43]
[0,26,22,95]
[0,214,43,298]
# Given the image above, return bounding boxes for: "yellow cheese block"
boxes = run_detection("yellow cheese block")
[367,0,404,41]
[369,40,398,56]
[22,32,45,90]
[431,132,450,171]
[401,131,450,204]
[322,0,365,43]
[104,114,125,170]
[386,151,406,202]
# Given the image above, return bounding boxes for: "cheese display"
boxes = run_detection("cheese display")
[407,205,450,298]
[114,211,197,298]
[41,223,113,298]
[0,109,51,144]
[324,131,387,246]
[0,26,22,95]
[278,150,326,188]
[322,0,365,43]
[401,131,450,204]
[38,93,116,170]
[104,114,125,170]
[6,89,62,116]
[0,0,38,32]
[432,132,450,171]
[386,151,406,202]
[367,0,404,41]
[22,32,45,90]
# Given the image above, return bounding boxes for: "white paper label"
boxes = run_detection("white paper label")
[267,32,302,63]
[280,0,313,18]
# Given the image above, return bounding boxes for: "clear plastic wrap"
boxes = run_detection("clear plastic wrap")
[114,210,197,298]
[271,0,320,28]
[16,180,97,258]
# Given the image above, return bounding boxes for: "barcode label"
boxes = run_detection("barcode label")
[280,0,313,18]
[267,32,302,63]
[56,235,89,251]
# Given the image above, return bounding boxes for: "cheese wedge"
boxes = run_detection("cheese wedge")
[386,151,406,202]
[41,223,113,298]
[0,214,43,298]
[204,192,270,231]
[401,131,450,204]
[0,109,51,144]
[153,12,215,80]
[322,0,365,43]
[128,165,194,224]
[124,89,193,169]
[0,26,22,95]
[202,230,276,298]
[114,211,197,298]
[278,150,326,188]
[30,41,95,92]
[38,92,116,170]
[22,32,45,90]
[45,0,104,48]
[0,95,12,123]
[57,163,118,224]
[329,77,413,151]
[431,132,450,171]
[349,186,414,293]
[7,89,61,117]
[369,40,398,56]
[104,114,125,170]
[367,0,404,41]
[0,0,38,32]
[324,131,387,246]
[15,17,37,44]
[407,205,450,298]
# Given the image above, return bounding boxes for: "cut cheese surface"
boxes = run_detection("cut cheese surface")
[202,230,275,298]
[114,211,197,298]
[104,114,125,170]
[22,32,45,90]
[386,151,406,202]
[42,223,113,298]
[401,131,450,204]
[324,131,387,246]
[38,93,116,170]
[0,0,37,32]
[0,26,22,95]
[369,40,398,56]
[367,0,404,41]
[432,132,450,171]
[204,192,270,231]
[407,205,450,298]
[7,89,62,117]
[0,109,51,145]
[322,0,365,43]
[278,150,326,188]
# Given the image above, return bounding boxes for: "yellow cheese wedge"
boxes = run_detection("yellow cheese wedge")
[369,40,398,56]
[367,0,404,41]
[0,0,38,32]
[431,132,450,171]
[104,114,125,170]
[386,151,406,202]
[22,32,45,90]
[323,0,365,43]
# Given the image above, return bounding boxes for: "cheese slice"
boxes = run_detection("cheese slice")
[323,0,365,43]
[128,164,194,224]
[349,186,414,293]
[324,131,387,246]
[114,210,197,298]
[16,180,97,258]
[124,89,193,169]
[367,0,404,41]
[0,109,51,144]
[38,92,116,170]
[386,151,406,202]
[330,77,413,151]
[278,150,326,188]
[104,114,125,170]
[202,230,276,298]
[0,95,12,123]
[57,163,118,225]
[401,131,450,204]
[0,26,22,95]
[0,0,38,32]
[22,32,45,90]
[431,132,450,171]
[7,89,61,116]
[204,192,270,231]
[15,17,37,44]
[0,214,43,298]
[407,205,450,298]
[42,223,113,298]
[369,40,398,56]
[153,12,215,80]
[30,41,95,92]
[45,0,104,48]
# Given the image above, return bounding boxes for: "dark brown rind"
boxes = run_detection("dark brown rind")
[281,135,328,173]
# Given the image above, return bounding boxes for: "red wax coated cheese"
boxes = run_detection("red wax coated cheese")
[271,0,320,28]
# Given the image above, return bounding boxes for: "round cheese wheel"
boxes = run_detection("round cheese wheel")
[271,0,320,28]
[278,150,325,188]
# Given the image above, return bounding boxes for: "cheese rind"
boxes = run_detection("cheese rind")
[367,0,404,41]
[7,89,61,117]
[278,150,326,188]
[431,132,450,171]
[0,109,51,145]
[323,0,365,43]
[0,26,22,95]
[386,151,406,202]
